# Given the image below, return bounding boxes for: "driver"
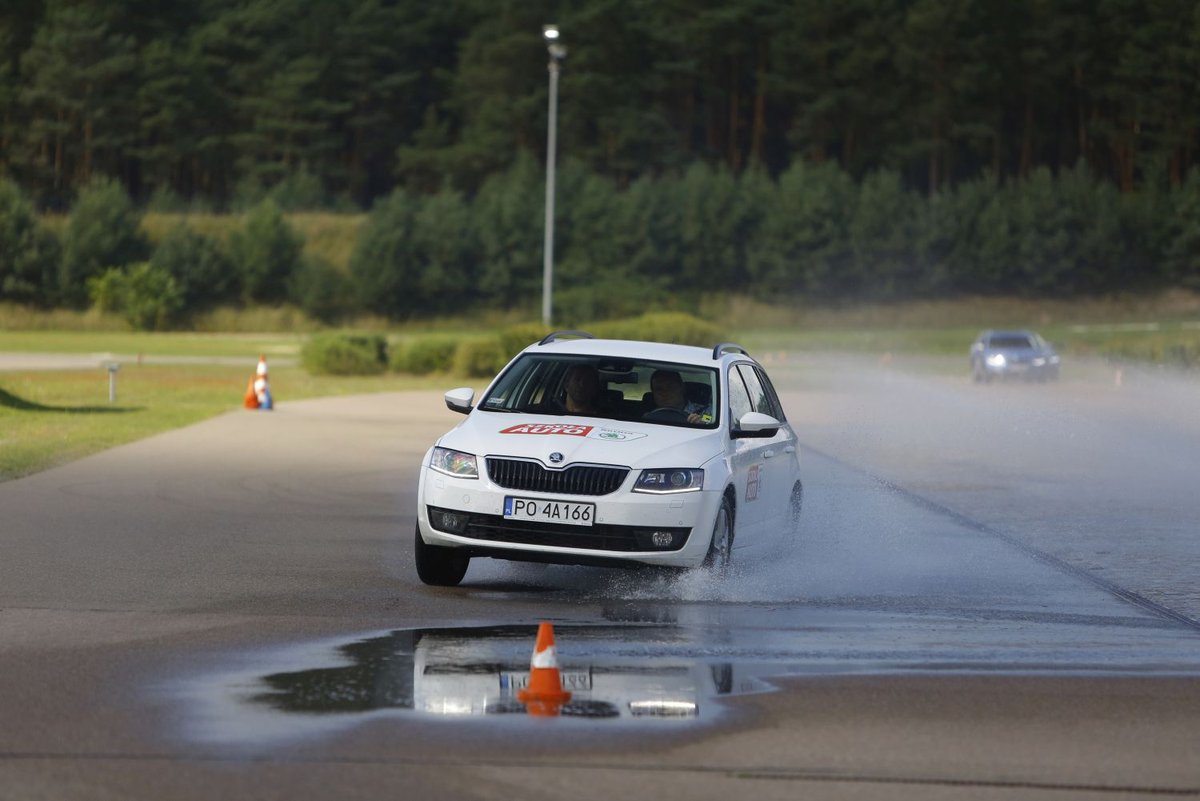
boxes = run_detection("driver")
[649,370,710,424]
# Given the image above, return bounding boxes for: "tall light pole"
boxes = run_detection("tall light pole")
[542,25,566,327]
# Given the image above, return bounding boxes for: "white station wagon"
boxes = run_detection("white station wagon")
[414,332,802,586]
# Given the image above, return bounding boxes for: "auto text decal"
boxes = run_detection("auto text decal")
[500,423,593,436]
[498,423,648,442]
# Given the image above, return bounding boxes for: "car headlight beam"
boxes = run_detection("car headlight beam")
[985,353,1006,367]
[633,468,704,494]
[430,446,479,479]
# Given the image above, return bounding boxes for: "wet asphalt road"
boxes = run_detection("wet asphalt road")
[1,356,1199,799]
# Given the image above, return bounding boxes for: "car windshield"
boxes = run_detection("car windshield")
[989,335,1034,349]
[479,354,720,429]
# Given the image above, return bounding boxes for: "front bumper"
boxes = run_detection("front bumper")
[984,361,1059,380]
[417,468,722,569]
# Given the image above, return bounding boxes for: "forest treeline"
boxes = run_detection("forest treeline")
[3,0,1200,323]
[5,158,1200,327]
[2,0,1199,207]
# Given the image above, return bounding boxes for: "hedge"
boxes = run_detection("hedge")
[390,334,460,374]
[301,332,387,375]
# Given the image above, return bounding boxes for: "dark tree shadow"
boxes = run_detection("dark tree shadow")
[0,387,141,414]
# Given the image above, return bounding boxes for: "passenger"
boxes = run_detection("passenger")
[649,369,709,424]
[562,364,603,415]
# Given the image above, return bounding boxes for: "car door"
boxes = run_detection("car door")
[725,364,768,548]
[738,364,798,534]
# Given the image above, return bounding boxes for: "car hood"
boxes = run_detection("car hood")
[437,411,725,470]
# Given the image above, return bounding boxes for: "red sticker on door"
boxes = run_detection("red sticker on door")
[746,464,761,502]
[500,423,594,436]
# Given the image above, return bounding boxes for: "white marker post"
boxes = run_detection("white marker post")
[107,363,120,403]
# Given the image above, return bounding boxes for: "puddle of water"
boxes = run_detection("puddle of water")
[175,623,791,745]
[246,625,775,721]
[175,607,1200,748]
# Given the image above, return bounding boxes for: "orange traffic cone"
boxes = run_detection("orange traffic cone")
[256,354,268,377]
[517,622,572,717]
[243,376,259,409]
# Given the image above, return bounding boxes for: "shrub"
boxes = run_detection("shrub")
[498,323,552,360]
[390,335,461,374]
[149,223,238,312]
[228,200,303,303]
[0,179,59,305]
[87,262,184,331]
[301,333,387,375]
[61,177,147,307]
[350,190,419,316]
[288,257,356,324]
[453,338,507,377]
[589,312,724,347]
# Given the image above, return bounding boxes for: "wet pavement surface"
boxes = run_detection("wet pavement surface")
[176,446,1200,745]
[3,362,1200,798]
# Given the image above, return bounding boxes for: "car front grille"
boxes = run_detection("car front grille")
[485,458,629,496]
[455,512,690,553]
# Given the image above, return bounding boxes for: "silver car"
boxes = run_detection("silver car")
[970,330,1060,383]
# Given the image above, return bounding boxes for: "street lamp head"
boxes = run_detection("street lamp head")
[543,24,559,41]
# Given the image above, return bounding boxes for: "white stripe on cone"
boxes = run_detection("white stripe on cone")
[531,645,557,669]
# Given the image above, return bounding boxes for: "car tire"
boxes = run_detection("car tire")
[414,524,469,586]
[702,495,734,573]
[789,481,803,530]
[971,361,985,383]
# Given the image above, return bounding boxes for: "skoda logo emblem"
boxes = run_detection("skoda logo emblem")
[549,452,564,464]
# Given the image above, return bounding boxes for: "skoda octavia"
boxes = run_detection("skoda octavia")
[414,332,802,586]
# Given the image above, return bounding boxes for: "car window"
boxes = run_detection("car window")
[727,367,754,427]
[989,335,1033,349]
[479,354,719,428]
[735,364,775,418]
[750,366,786,421]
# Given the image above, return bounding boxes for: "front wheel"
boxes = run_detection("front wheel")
[414,524,469,586]
[789,481,803,530]
[702,496,734,573]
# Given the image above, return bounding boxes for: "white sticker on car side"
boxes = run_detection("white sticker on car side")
[587,428,648,442]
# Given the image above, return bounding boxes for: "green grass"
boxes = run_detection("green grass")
[729,291,1200,365]
[4,291,1200,482]
[0,365,448,481]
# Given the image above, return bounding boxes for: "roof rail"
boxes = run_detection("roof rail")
[712,342,750,360]
[538,330,595,346]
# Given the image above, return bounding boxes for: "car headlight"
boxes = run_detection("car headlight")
[985,354,1006,367]
[633,468,704,494]
[1032,357,1046,366]
[430,446,478,479]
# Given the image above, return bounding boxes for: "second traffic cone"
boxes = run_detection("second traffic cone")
[517,622,572,716]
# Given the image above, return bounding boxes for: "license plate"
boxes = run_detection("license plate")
[503,496,595,527]
[499,670,593,693]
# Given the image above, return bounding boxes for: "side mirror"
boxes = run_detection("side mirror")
[444,387,475,415]
[732,411,779,439]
